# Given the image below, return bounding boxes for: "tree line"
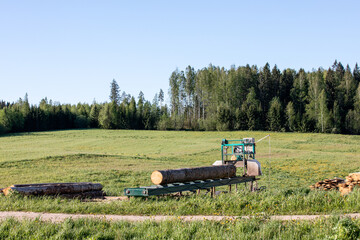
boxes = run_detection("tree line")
[167,61,360,134]
[1,60,360,135]
[0,81,168,134]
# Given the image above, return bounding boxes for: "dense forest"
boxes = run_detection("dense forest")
[1,61,360,135]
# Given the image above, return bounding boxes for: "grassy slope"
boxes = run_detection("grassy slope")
[0,129,360,215]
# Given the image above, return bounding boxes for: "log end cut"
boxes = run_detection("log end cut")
[151,171,164,185]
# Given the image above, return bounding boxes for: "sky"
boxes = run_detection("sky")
[0,1,359,105]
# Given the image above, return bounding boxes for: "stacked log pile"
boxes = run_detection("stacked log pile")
[338,172,360,195]
[310,172,360,195]
[1,182,104,198]
[309,178,344,190]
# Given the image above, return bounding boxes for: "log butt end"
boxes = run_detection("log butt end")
[151,171,163,185]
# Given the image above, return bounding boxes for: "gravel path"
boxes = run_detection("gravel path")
[1,211,360,222]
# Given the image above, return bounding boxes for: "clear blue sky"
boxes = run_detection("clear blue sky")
[1,1,359,105]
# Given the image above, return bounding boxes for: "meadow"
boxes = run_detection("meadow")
[0,129,360,216]
[1,216,360,240]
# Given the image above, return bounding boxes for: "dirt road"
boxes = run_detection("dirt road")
[1,211,359,222]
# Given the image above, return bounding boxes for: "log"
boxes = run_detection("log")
[151,165,236,185]
[2,182,103,196]
[60,190,105,199]
[349,172,360,181]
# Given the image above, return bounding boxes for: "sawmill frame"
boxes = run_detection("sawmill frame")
[124,176,256,197]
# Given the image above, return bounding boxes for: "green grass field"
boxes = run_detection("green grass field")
[1,216,360,240]
[1,129,360,216]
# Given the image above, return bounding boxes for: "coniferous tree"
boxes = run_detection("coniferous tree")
[340,65,357,110]
[324,68,337,110]
[267,97,282,131]
[128,97,137,129]
[271,65,281,97]
[279,69,295,105]
[158,89,164,107]
[89,103,100,128]
[258,63,272,117]
[109,79,120,105]
[241,88,261,130]
[354,63,360,85]
[216,103,233,131]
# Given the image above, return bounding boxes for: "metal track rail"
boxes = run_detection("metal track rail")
[124,176,256,197]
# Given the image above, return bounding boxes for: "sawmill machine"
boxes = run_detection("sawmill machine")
[213,138,262,177]
[124,137,262,197]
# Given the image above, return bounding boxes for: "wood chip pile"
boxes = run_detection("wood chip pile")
[0,182,104,199]
[310,172,360,195]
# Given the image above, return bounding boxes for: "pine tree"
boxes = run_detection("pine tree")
[241,88,261,130]
[354,63,360,85]
[258,63,273,114]
[109,79,120,104]
[267,97,282,131]
[137,91,145,129]
[345,84,360,134]
[324,68,337,110]
[279,69,295,105]
[340,65,357,110]
[271,65,281,96]
[128,97,137,129]
[158,89,164,107]
[89,103,100,128]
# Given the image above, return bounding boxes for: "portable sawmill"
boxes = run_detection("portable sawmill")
[124,138,262,197]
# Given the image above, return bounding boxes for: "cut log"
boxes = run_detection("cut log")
[2,182,103,196]
[60,190,105,199]
[309,178,344,191]
[349,172,360,181]
[151,165,236,185]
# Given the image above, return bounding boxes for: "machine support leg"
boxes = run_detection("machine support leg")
[229,184,232,193]
[235,184,238,192]
[210,187,216,197]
